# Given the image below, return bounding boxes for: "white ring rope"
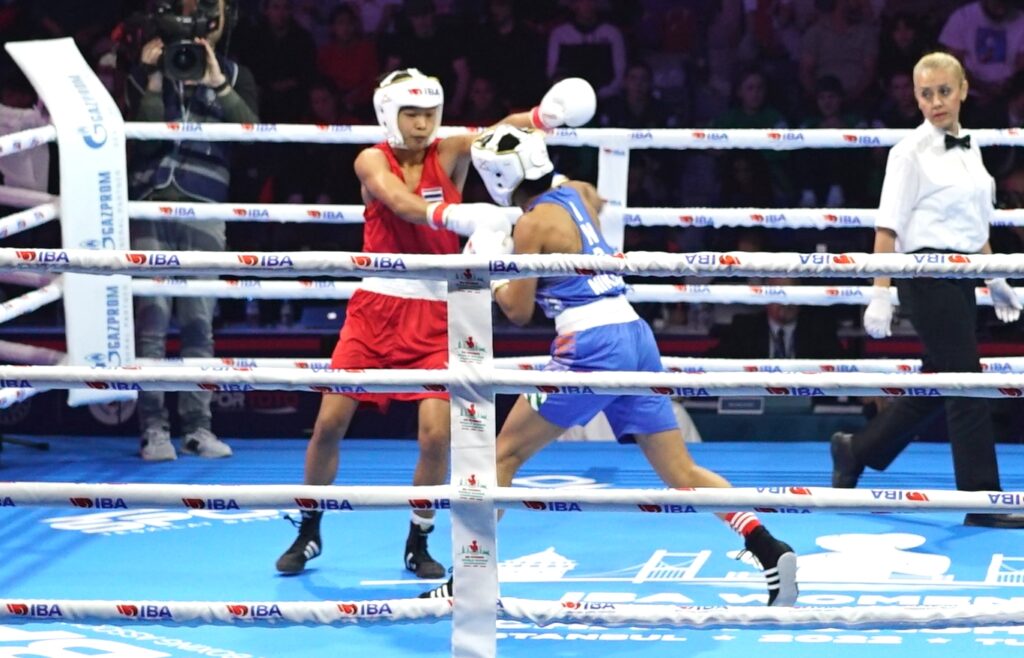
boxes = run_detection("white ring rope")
[0,598,448,626]
[0,355,1002,411]
[133,277,361,299]
[0,387,38,408]
[0,339,63,365]
[130,278,1020,307]
[130,200,368,224]
[3,276,1018,339]
[0,482,447,510]
[0,125,56,158]
[0,278,61,324]
[0,270,54,288]
[498,600,1024,631]
[9,352,1015,409]
[0,481,1019,514]
[623,206,1024,228]
[4,597,1023,630]
[3,364,1024,398]
[128,356,1024,375]
[0,203,58,239]
[121,123,1024,149]
[0,271,61,411]
[0,184,56,208]
[126,199,1024,228]
[5,248,1024,279]
[632,283,1012,305]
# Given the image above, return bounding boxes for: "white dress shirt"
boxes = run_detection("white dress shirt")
[876,121,995,254]
[768,320,795,359]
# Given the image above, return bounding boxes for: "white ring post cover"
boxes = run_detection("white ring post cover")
[447,266,499,658]
[6,38,134,406]
[596,136,628,253]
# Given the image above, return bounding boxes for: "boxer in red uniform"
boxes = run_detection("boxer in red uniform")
[276,69,597,577]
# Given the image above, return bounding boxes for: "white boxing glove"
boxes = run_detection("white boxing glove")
[463,227,513,256]
[531,77,597,129]
[425,202,513,237]
[863,286,894,339]
[464,227,513,295]
[986,277,1022,323]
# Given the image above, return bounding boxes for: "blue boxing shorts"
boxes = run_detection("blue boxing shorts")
[530,319,678,440]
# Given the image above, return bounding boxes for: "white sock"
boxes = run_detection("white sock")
[411,513,434,531]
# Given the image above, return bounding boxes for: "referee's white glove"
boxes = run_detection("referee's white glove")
[862,286,893,339]
[986,278,1022,323]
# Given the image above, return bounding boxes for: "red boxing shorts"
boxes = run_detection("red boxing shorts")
[330,290,449,412]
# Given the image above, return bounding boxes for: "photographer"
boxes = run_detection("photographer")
[125,0,258,462]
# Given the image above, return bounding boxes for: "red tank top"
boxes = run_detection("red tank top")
[362,141,461,255]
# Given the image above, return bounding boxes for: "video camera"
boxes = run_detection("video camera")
[127,0,222,82]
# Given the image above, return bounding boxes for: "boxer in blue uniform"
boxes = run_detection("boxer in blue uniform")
[421,125,799,605]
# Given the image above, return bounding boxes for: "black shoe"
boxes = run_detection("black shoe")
[418,576,453,599]
[276,511,322,574]
[405,521,446,579]
[830,431,863,488]
[744,527,799,606]
[964,513,1024,529]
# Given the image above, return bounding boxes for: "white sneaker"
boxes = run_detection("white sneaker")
[181,428,233,458]
[140,428,176,462]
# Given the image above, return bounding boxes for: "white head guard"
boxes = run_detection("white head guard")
[373,69,444,149]
[471,125,554,206]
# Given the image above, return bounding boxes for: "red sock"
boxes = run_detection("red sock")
[723,511,763,537]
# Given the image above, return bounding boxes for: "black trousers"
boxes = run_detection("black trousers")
[852,275,1002,491]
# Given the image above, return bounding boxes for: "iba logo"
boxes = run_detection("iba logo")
[6,603,61,616]
[409,498,450,510]
[226,604,282,618]
[294,497,353,510]
[69,497,127,509]
[117,603,172,618]
[182,498,240,510]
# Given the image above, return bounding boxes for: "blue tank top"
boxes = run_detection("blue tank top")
[532,186,626,318]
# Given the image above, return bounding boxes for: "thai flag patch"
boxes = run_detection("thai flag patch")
[421,187,444,202]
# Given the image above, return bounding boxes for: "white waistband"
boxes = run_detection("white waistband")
[358,277,447,301]
[554,296,639,334]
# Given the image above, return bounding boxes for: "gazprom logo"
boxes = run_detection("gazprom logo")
[69,75,108,148]
[79,125,107,149]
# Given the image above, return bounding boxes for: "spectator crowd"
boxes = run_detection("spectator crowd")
[0,0,1022,332]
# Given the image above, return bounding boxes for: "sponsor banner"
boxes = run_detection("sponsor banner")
[596,140,628,253]
[7,38,134,407]
[447,270,499,656]
[0,599,444,625]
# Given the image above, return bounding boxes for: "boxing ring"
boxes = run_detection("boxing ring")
[3,37,1024,657]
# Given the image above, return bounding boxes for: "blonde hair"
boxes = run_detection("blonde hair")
[913,52,966,85]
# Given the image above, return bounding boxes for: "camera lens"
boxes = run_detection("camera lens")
[172,47,198,72]
[163,42,206,81]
